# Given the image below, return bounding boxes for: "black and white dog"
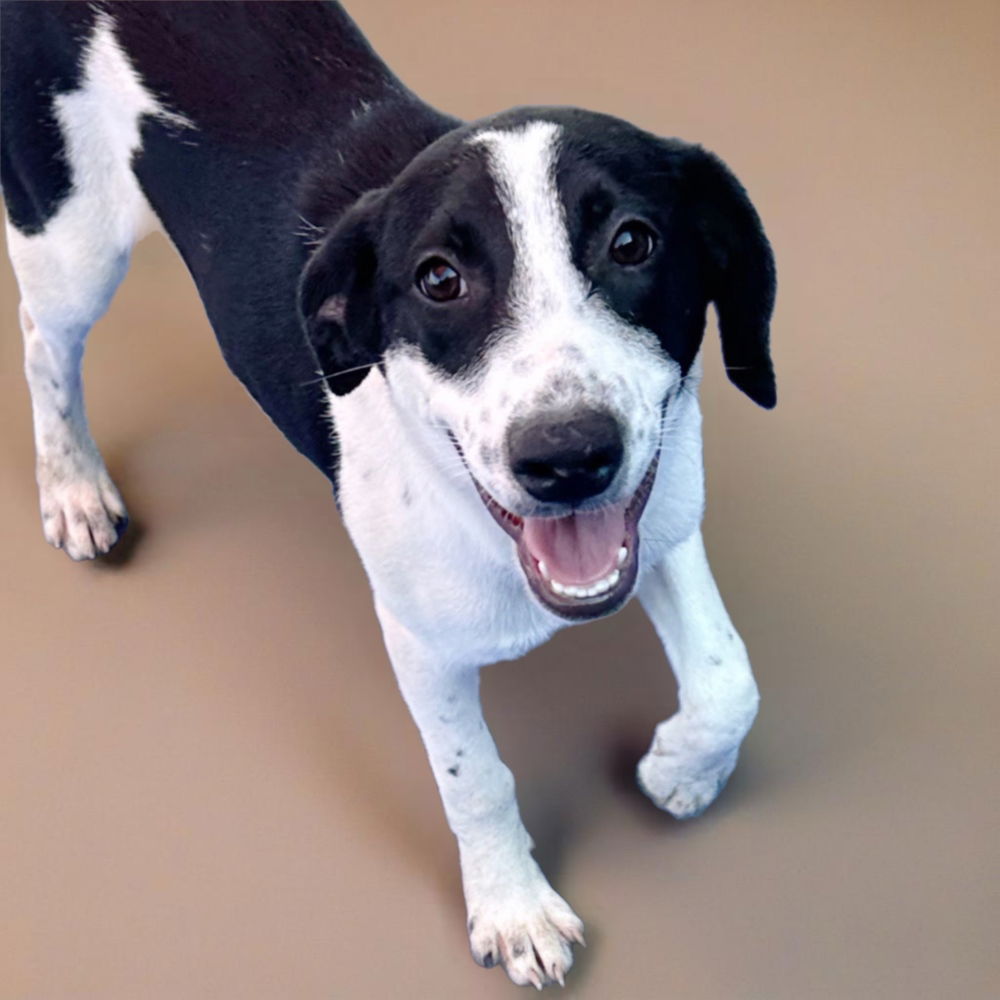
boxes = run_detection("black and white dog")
[2,1,776,988]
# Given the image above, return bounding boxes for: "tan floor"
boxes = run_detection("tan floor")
[2,2,998,998]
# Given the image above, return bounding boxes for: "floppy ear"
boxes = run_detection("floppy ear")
[298,188,386,396]
[684,148,777,408]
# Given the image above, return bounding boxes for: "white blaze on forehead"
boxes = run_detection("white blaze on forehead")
[471,121,588,317]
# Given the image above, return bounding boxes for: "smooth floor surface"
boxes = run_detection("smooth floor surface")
[2,2,998,998]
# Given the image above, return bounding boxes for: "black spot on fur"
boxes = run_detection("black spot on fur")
[447,764,460,777]
[0,3,95,234]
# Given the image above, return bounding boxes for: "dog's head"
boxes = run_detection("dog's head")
[299,108,775,621]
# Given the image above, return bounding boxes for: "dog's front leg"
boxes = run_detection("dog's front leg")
[637,529,760,819]
[376,603,583,988]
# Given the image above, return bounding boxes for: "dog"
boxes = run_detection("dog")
[2,1,776,988]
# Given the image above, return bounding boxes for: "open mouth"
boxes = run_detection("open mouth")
[470,455,660,621]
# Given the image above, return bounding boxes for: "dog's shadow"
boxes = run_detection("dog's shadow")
[92,516,147,568]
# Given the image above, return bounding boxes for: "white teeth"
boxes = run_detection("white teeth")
[617,547,628,566]
[546,566,623,601]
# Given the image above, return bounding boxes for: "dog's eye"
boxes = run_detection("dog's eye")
[416,257,466,302]
[609,222,656,266]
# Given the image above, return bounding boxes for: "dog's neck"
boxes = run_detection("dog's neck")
[299,96,459,233]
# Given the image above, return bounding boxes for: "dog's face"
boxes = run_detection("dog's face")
[300,108,775,621]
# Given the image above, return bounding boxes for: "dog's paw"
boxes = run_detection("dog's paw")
[38,457,128,560]
[466,876,584,988]
[637,733,739,820]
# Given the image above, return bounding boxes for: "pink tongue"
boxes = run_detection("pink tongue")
[522,504,626,585]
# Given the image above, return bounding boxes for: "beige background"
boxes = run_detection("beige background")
[2,2,998,997]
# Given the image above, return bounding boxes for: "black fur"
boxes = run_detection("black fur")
[1,1,776,493]
[551,108,776,407]
[0,2,96,234]
[299,189,387,397]
[1,1,456,481]
[303,105,776,409]
[106,1,457,477]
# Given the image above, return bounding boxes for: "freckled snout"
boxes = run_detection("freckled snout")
[507,409,624,505]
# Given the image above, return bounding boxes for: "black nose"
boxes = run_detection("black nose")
[508,409,624,504]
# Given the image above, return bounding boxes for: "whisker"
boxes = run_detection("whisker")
[300,357,384,387]
[296,212,325,235]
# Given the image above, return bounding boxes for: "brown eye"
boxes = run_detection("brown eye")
[610,222,655,266]
[416,257,466,302]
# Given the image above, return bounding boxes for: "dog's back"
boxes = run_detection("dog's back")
[1,1,452,478]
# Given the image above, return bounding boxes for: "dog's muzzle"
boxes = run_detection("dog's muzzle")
[451,428,659,621]
[473,455,658,621]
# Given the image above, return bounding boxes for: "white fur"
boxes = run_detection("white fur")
[441,122,678,514]
[6,12,187,558]
[637,529,759,816]
[9,42,760,979]
[376,601,583,987]
[330,123,760,986]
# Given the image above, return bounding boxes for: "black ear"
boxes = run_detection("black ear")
[685,148,777,408]
[298,189,386,396]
